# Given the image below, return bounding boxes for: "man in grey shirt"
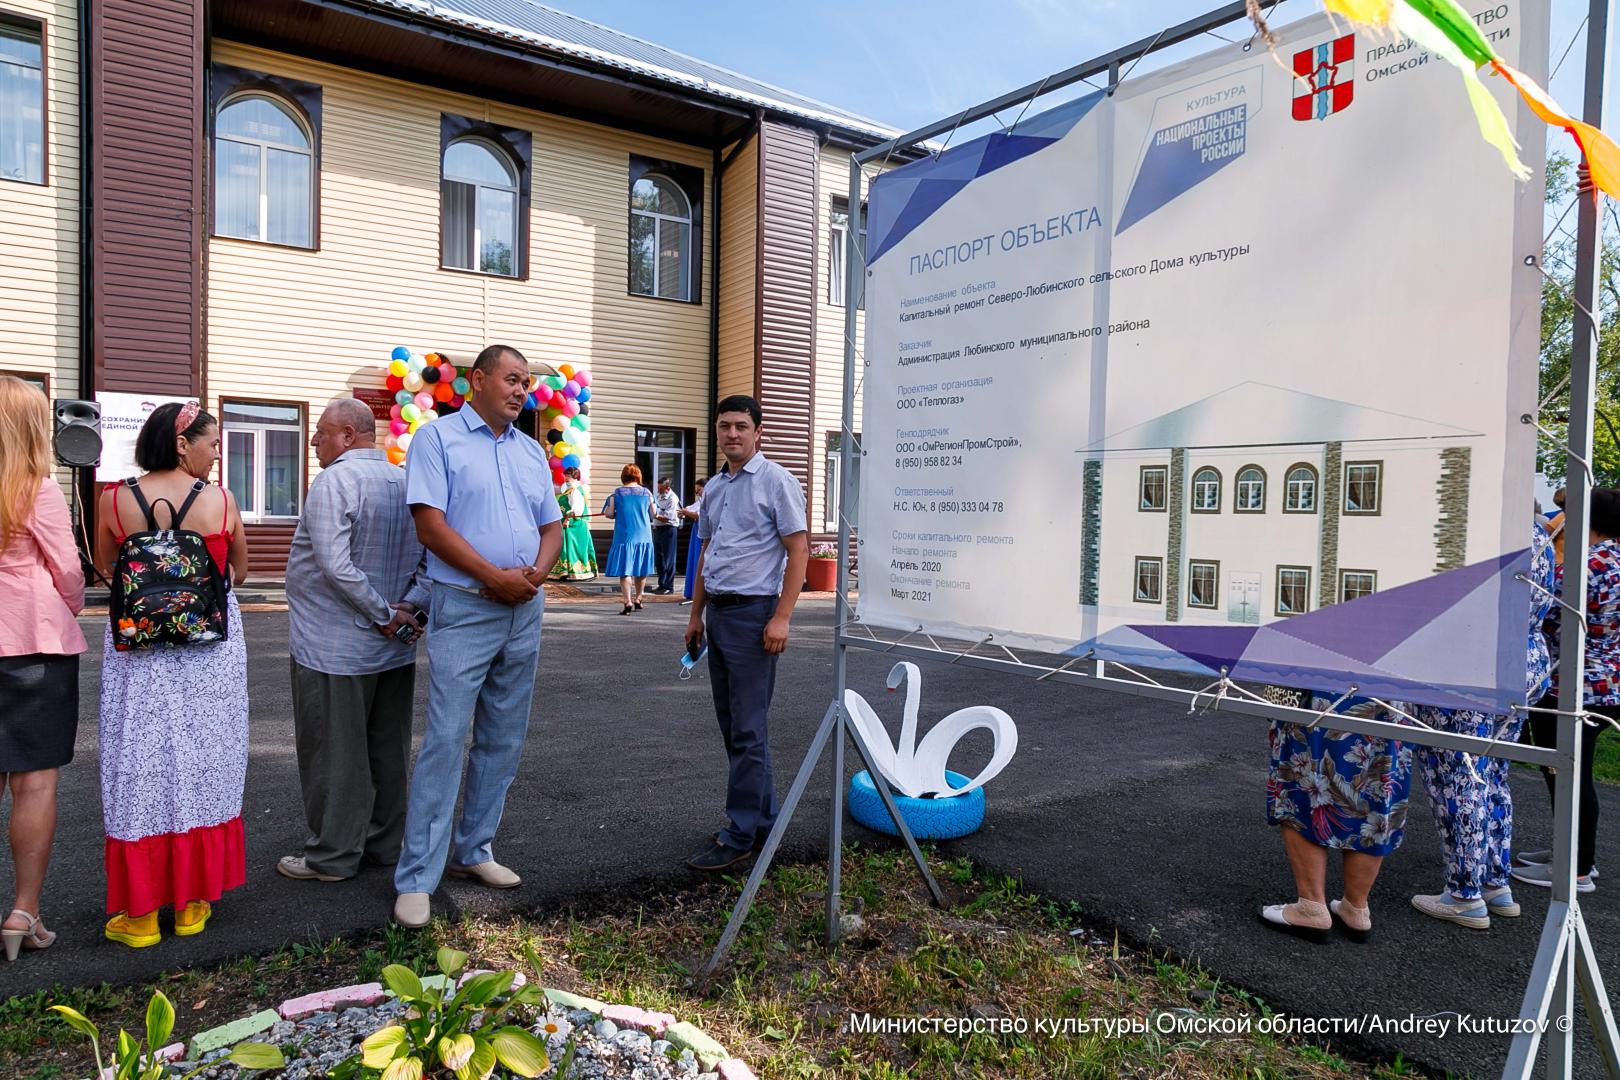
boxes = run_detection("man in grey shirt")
[280,397,428,883]
[683,395,808,871]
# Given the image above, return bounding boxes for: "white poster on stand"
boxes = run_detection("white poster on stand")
[97,392,190,483]
[858,5,1546,712]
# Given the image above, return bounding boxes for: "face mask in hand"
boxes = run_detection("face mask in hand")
[679,643,707,680]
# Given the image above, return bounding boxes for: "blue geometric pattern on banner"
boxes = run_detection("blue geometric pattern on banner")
[1069,549,1529,713]
[1115,102,1249,235]
[868,92,1103,265]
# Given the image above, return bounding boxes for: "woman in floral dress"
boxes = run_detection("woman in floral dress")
[93,402,250,949]
[1262,688,1412,944]
[1408,521,1555,928]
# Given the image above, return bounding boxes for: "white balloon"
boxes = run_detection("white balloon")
[843,661,1017,798]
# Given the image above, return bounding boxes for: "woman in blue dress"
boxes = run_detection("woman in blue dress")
[603,464,655,615]
[680,477,707,602]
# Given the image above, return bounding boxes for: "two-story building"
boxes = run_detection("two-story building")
[0,0,886,573]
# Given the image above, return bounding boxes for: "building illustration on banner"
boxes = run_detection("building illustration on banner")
[1077,382,1481,627]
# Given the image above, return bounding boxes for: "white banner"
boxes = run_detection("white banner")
[97,392,190,483]
[859,5,1546,711]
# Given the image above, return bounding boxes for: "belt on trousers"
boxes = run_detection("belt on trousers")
[707,593,777,608]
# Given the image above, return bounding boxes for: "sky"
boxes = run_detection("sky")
[554,0,1609,147]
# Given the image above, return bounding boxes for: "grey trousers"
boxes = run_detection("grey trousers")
[290,659,416,878]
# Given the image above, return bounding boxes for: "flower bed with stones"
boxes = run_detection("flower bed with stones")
[132,976,754,1080]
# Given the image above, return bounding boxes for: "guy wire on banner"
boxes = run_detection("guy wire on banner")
[698,2,1619,1076]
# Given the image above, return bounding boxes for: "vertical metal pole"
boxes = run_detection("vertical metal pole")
[825,153,864,944]
[1551,2,1607,1072]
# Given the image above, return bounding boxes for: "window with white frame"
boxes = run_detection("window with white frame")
[0,19,44,184]
[1340,569,1377,603]
[1284,463,1318,513]
[222,402,303,521]
[1276,566,1311,616]
[1134,557,1163,603]
[828,197,867,308]
[214,94,314,246]
[1235,465,1266,512]
[824,431,862,530]
[443,138,519,277]
[1191,467,1221,512]
[1345,461,1382,514]
[1139,465,1167,511]
[634,426,692,504]
[630,173,692,300]
[1188,560,1219,608]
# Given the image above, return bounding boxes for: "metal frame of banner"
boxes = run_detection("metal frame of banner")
[699,2,1620,1076]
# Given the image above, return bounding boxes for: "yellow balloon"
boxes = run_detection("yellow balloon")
[408,419,421,434]
[552,443,568,458]
[388,360,408,378]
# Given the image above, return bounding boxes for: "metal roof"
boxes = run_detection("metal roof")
[363,0,906,141]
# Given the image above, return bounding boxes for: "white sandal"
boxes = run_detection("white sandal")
[2,909,56,961]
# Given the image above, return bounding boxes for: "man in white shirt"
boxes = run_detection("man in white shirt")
[651,475,683,594]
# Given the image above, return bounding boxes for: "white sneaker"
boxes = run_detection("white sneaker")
[1514,849,1599,878]
[1510,863,1595,892]
[1483,886,1521,917]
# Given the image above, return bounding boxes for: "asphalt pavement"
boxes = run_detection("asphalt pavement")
[2,598,1616,1078]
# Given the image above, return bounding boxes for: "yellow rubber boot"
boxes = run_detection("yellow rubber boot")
[175,900,211,937]
[105,911,161,948]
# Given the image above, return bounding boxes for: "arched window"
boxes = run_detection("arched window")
[1234,465,1266,513]
[630,173,692,300]
[1284,463,1318,513]
[443,138,519,277]
[215,94,314,246]
[1191,467,1221,513]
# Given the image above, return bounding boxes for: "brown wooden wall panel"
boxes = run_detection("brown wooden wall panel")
[91,0,204,395]
[756,121,818,505]
[244,523,295,578]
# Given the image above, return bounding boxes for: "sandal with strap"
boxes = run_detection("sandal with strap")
[3,909,56,960]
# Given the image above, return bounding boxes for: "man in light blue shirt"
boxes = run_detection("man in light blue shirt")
[392,344,562,928]
[683,395,808,871]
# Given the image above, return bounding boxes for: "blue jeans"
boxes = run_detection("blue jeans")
[705,597,781,849]
[394,584,543,894]
[653,525,679,591]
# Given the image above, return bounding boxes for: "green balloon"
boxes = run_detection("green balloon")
[574,415,590,430]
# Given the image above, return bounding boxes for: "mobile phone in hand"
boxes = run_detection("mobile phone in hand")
[394,608,428,643]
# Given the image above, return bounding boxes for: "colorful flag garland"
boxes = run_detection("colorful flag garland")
[1312,0,1620,197]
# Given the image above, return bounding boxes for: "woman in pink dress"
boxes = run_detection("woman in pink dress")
[0,377,87,961]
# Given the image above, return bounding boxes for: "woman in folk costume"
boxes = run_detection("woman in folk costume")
[553,466,597,581]
[93,401,250,948]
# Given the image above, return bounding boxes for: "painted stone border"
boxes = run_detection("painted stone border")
[163,977,756,1077]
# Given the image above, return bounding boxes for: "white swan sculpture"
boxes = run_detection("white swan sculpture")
[843,662,1018,799]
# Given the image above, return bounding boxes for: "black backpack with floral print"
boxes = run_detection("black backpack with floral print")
[109,479,230,651]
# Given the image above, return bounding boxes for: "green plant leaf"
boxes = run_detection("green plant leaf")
[361,1025,409,1069]
[228,1042,287,1070]
[144,991,175,1052]
[380,1055,424,1080]
[489,1027,549,1078]
[763,1025,788,1041]
[50,1005,100,1042]
[437,1033,476,1071]
[507,984,545,1006]
[436,947,469,979]
[455,970,514,1008]
[380,964,425,1003]
[455,1038,497,1080]
[522,941,544,977]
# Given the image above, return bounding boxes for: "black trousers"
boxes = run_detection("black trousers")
[1528,692,1606,877]
[653,524,679,591]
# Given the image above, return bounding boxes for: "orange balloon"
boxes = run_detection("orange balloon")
[558,364,576,380]
[433,381,454,402]
[386,448,406,466]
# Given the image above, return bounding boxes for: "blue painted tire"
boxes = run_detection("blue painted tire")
[847,770,985,839]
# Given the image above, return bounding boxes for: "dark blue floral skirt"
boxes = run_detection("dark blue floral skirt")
[1267,700,1413,856]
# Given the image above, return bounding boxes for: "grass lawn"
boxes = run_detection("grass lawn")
[4,846,1426,1080]
[1597,729,1620,786]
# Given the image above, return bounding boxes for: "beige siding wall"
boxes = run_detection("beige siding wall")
[715,134,757,406]
[812,146,871,533]
[0,0,79,401]
[206,42,712,528]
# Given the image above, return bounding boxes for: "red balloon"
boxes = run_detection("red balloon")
[550,391,567,410]
[386,374,404,392]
